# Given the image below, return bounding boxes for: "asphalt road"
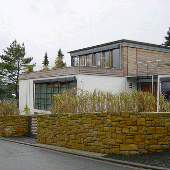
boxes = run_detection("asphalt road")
[0,140,145,170]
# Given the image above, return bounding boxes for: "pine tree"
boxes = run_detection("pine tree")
[0,40,33,100]
[53,49,66,69]
[163,27,170,47]
[42,51,49,70]
[25,64,36,73]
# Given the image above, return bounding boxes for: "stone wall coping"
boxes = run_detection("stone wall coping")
[0,115,29,117]
[37,112,170,117]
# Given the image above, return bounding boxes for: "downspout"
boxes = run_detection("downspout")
[78,55,80,73]
[119,43,121,69]
[157,76,160,112]
[100,49,102,67]
[136,48,138,76]
[92,53,94,66]
[26,81,28,106]
[127,47,128,76]
[33,83,35,110]
[84,55,86,66]
[152,75,153,95]
[109,49,111,68]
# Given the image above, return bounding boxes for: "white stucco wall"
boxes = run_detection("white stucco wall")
[125,77,137,93]
[76,74,126,94]
[19,79,34,115]
[19,74,129,115]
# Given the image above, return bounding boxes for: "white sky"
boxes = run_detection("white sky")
[0,0,170,71]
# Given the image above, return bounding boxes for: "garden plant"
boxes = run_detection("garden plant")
[51,89,170,114]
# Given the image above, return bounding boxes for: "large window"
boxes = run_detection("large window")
[112,49,120,69]
[34,77,77,110]
[86,54,93,66]
[74,56,79,66]
[94,52,101,66]
[103,51,110,68]
[71,48,120,69]
[79,56,85,66]
[161,82,170,101]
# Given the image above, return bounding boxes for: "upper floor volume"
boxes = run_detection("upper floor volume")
[68,39,170,76]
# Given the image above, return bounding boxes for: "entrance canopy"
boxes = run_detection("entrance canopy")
[127,73,170,112]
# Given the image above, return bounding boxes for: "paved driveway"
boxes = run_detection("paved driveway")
[0,140,144,170]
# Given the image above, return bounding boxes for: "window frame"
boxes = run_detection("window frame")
[71,47,121,69]
[34,77,77,110]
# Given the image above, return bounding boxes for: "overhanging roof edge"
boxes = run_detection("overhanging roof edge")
[68,39,170,54]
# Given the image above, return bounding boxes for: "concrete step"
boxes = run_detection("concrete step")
[32,129,37,133]
[32,120,37,122]
[32,131,37,134]
[31,127,37,131]
[31,117,37,136]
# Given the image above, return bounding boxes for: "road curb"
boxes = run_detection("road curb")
[0,137,169,170]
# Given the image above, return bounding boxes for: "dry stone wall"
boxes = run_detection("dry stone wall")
[37,112,170,154]
[0,116,28,136]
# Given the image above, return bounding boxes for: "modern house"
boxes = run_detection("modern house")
[19,39,170,114]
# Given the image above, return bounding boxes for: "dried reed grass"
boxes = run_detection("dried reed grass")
[0,100,19,116]
[51,89,170,114]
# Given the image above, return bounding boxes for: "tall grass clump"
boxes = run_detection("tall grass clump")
[159,94,170,112]
[51,89,77,114]
[0,100,19,116]
[51,89,170,114]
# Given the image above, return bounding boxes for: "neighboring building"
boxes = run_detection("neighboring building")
[19,39,170,114]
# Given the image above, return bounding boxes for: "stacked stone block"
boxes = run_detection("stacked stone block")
[37,112,170,155]
[0,116,28,136]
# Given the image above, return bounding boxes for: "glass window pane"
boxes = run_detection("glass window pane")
[35,93,40,98]
[137,83,142,91]
[86,54,92,66]
[41,99,45,104]
[47,99,51,104]
[60,87,67,91]
[47,94,51,99]
[40,93,44,98]
[54,83,59,87]
[41,88,46,93]
[40,104,45,110]
[36,84,41,88]
[74,56,79,66]
[34,103,38,109]
[94,52,101,66]
[60,82,68,91]
[112,49,120,69]
[47,105,51,110]
[35,88,40,93]
[54,87,58,93]
[47,87,52,93]
[161,82,170,101]
[104,51,110,68]
[42,84,47,87]
[79,56,85,66]
[69,82,77,89]
[71,56,75,66]
[35,98,39,104]
[61,83,67,87]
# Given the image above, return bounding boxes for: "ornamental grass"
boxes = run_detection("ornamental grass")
[0,100,19,116]
[51,89,170,114]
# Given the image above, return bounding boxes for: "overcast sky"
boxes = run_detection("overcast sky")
[0,0,170,71]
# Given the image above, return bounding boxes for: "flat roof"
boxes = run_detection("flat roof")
[68,39,170,56]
